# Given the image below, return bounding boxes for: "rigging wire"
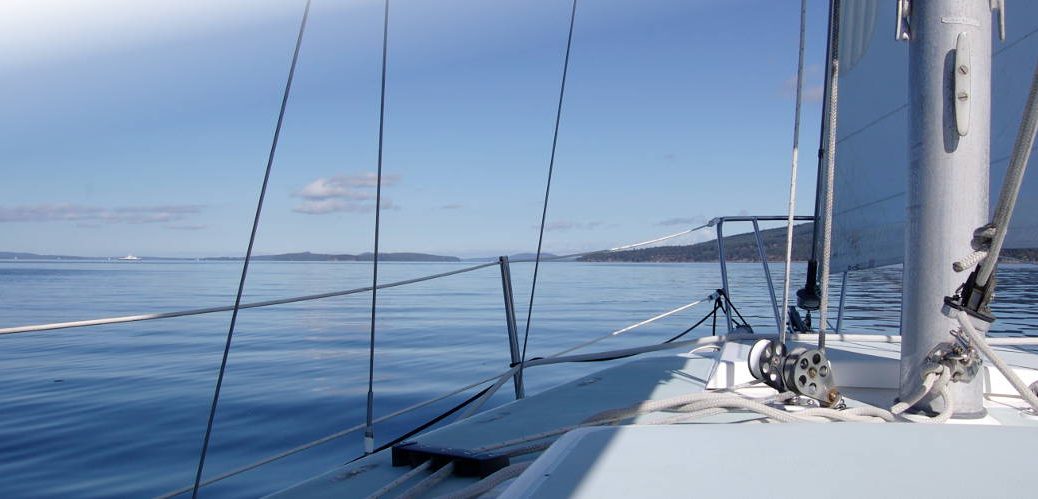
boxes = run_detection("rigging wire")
[189,1,312,497]
[817,0,843,349]
[517,0,579,386]
[364,0,391,456]
[779,0,808,344]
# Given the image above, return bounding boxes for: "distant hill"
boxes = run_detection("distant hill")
[0,251,460,262]
[0,251,91,260]
[1002,248,1038,263]
[579,223,815,263]
[462,253,560,262]
[579,223,1038,264]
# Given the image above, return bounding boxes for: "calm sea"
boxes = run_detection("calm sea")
[1,260,1035,497]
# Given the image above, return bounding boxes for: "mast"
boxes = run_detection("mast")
[899,0,992,416]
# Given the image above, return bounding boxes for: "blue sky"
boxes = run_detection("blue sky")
[1,0,830,258]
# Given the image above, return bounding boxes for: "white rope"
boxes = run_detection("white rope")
[365,461,431,499]
[459,366,520,419]
[646,407,730,425]
[0,261,501,336]
[396,462,454,499]
[957,310,1038,412]
[952,249,989,272]
[473,390,790,454]
[780,0,809,341]
[890,370,945,415]
[435,462,531,499]
[549,292,717,358]
[817,56,841,344]
[510,222,713,263]
[606,224,709,252]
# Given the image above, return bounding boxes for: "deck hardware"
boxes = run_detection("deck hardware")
[954,32,972,137]
[896,0,911,41]
[748,339,787,391]
[391,442,510,478]
[990,0,1005,41]
[748,339,841,407]
[922,326,982,384]
[498,256,525,399]
[787,306,810,333]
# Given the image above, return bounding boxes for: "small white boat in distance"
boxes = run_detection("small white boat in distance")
[117,254,140,261]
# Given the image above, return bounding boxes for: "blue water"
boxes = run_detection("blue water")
[0,260,1035,497]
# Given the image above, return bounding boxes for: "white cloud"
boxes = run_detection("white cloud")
[294,173,400,201]
[293,172,399,214]
[781,64,825,103]
[0,203,203,224]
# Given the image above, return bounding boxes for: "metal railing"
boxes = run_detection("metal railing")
[710,215,814,333]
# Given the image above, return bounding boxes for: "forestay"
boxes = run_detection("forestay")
[823,1,1038,272]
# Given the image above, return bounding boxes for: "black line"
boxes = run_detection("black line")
[364,0,391,454]
[191,1,312,497]
[518,0,579,383]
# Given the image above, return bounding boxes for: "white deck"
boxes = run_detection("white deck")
[269,338,1038,498]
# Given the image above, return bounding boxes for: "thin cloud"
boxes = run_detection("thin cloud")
[657,217,705,227]
[440,203,464,210]
[0,203,203,224]
[782,64,824,103]
[293,172,400,215]
[541,220,605,232]
[165,223,207,230]
[293,199,397,215]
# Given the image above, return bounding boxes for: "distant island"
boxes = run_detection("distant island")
[578,223,1038,264]
[201,252,460,262]
[0,251,459,262]
[2,228,1035,264]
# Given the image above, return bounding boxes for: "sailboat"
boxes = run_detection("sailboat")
[262,1,1038,497]
[4,1,1037,497]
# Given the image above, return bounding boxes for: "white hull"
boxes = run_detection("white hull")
[270,337,1038,498]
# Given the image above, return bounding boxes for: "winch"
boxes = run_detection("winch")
[748,339,841,407]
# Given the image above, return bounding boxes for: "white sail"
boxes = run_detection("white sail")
[826,1,1038,272]
[992,5,1038,249]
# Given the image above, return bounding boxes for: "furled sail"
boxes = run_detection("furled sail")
[823,1,1038,272]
